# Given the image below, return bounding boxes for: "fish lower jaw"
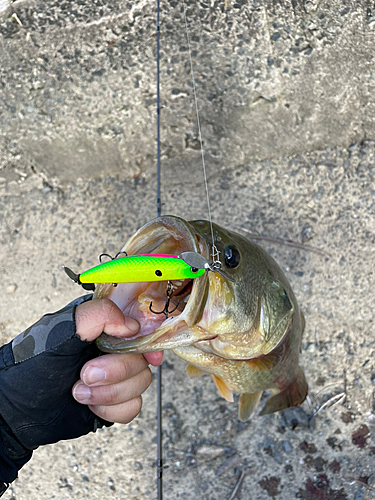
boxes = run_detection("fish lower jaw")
[96,318,217,353]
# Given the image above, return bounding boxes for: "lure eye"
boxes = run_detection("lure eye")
[224,245,240,269]
[190,267,199,273]
[155,270,162,277]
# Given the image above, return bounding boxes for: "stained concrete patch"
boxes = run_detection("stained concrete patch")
[23,137,126,185]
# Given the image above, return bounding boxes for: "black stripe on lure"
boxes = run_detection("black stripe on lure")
[63,252,234,290]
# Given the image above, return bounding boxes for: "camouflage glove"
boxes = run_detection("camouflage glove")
[0,295,112,490]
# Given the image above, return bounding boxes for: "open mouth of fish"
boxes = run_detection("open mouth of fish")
[95,217,213,353]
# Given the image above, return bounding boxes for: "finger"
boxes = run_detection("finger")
[80,352,149,386]
[73,367,152,406]
[88,397,143,424]
[143,351,164,366]
[75,298,139,342]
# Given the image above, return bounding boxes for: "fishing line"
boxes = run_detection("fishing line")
[156,0,162,220]
[156,1,163,499]
[182,0,219,264]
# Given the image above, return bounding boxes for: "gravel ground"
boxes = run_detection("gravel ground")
[1,146,375,499]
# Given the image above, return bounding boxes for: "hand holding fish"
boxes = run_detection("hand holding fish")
[0,295,162,488]
[72,298,163,424]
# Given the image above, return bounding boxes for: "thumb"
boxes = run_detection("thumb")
[75,298,140,342]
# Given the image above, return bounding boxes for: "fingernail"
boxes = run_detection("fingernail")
[83,366,106,385]
[73,383,91,403]
[125,317,140,333]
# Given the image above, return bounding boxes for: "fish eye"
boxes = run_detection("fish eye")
[155,270,162,277]
[191,267,199,273]
[224,246,240,268]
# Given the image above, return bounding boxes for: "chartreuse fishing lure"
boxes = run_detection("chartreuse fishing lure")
[63,253,206,290]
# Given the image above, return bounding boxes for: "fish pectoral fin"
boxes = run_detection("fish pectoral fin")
[210,375,234,402]
[186,364,205,379]
[259,366,308,415]
[246,355,279,372]
[238,392,263,421]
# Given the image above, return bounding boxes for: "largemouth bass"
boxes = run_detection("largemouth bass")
[95,216,307,421]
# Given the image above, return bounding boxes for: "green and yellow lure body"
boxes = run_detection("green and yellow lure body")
[63,254,205,289]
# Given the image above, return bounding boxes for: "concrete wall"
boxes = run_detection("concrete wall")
[1,0,374,191]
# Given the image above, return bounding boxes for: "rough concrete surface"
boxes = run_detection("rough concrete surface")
[0,0,374,499]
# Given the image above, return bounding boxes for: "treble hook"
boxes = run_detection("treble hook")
[115,251,128,259]
[99,251,127,263]
[149,281,180,319]
[98,251,128,287]
[99,253,113,263]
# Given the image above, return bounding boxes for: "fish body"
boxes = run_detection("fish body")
[95,216,307,420]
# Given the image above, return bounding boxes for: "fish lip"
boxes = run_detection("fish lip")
[96,327,218,354]
[95,216,210,353]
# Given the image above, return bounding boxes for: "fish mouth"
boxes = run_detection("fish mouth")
[95,216,212,353]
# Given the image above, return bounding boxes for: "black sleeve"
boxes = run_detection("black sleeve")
[0,294,113,491]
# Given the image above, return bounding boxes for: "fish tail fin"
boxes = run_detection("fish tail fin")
[238,391,263,421]
[259,366,308,415]
[186,364,205,379]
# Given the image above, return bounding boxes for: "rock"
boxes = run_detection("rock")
[352,425,370,449]
[281,407,311,430]
[6,284,17,295]
[216,454,241,476]
[196,445,226,460]
[282,441,292,453]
